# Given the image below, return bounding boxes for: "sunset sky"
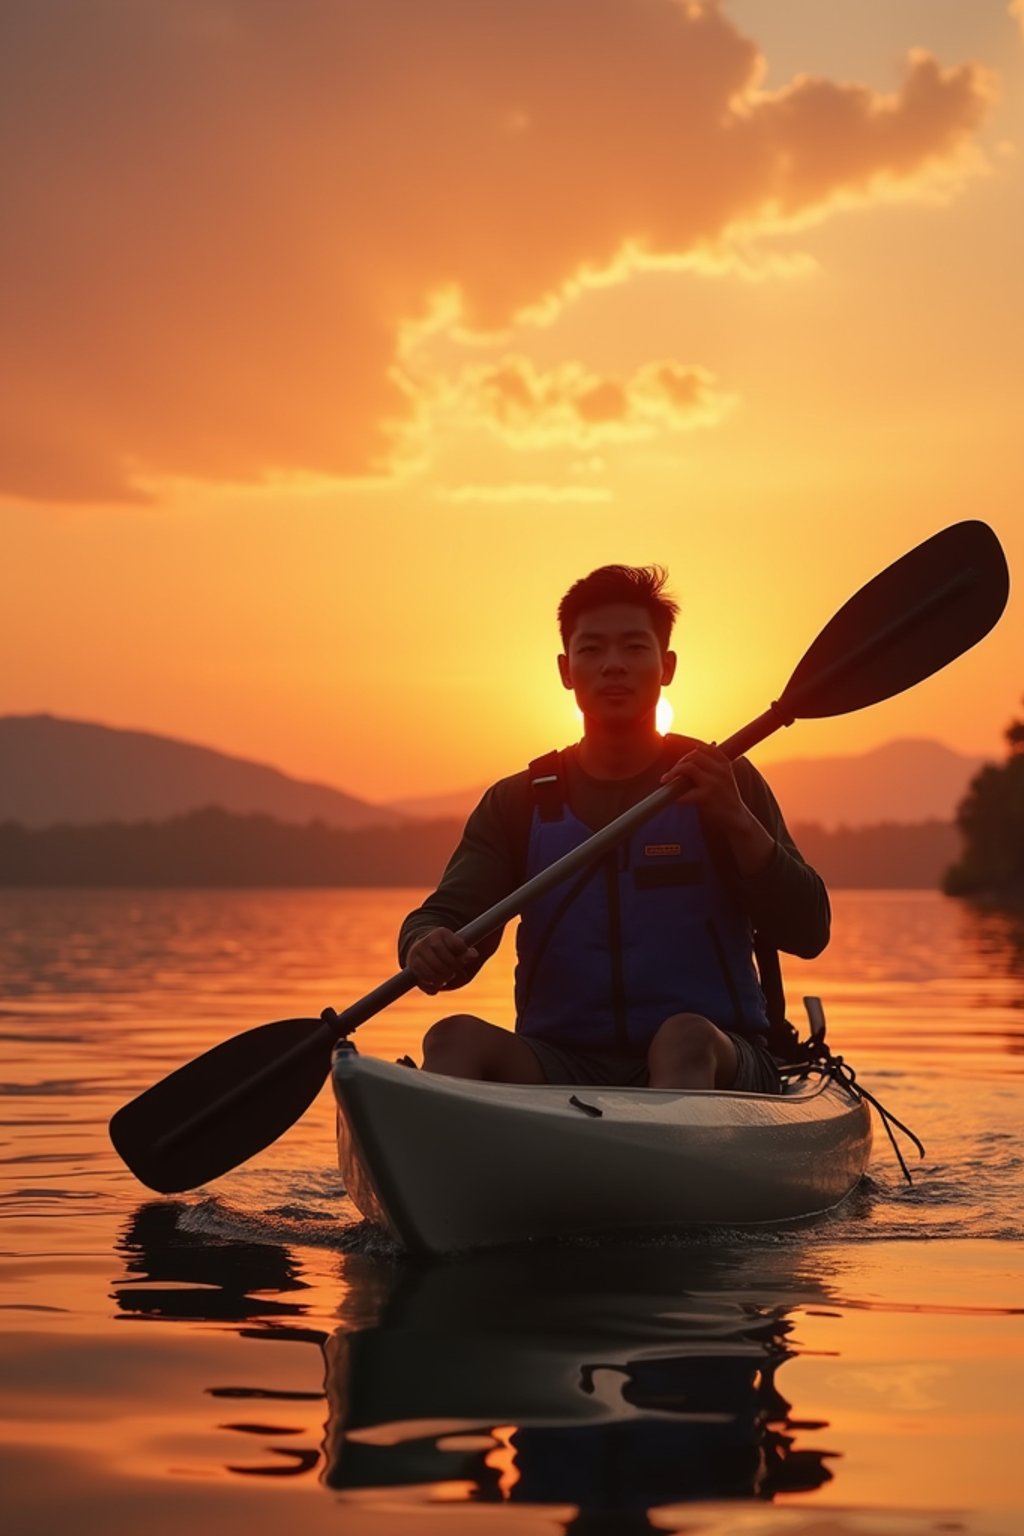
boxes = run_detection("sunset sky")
[3,0,1021,804]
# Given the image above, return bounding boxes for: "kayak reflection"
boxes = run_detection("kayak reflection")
[113,1200,315,1328]
[112,1201,330,1481]
[324,1242,837,1513]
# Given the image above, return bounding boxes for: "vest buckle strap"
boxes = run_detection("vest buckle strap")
[529,751,565,822]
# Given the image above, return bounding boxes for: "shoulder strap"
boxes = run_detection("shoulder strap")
[753,933,801,1062]
[528,749,564,823]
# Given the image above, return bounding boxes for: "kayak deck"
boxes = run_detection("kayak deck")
[333,1046,872,1254]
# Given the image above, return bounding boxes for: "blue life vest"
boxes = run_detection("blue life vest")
[514,751,770,1051]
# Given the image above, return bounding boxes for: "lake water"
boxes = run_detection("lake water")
[1,888,1022,1536]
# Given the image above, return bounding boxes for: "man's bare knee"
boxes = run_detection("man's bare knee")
[421,1015,545,1084]
[421,1014,492,1078]
[423,1014,483,1051]
[647,1012,735,1088]
[653,1012,717,1057]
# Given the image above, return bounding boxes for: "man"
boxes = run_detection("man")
[400,565,828,1091]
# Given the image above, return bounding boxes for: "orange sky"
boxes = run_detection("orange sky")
[3,1,1022,803]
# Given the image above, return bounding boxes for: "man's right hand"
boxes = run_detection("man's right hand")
[405,928,480,994]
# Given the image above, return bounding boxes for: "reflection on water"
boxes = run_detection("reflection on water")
[115,1202,313,1325]
[113,1202,330,1480]
[3,890,1024,1530]
[324,1245,837,1516]
[114,1203,839,1517]
[961,903,1024,1034]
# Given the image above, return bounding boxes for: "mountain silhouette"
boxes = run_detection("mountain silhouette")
[388,739,988,830]
[762,739,986,829]
[1,717,988,836]
[0,715,402,829]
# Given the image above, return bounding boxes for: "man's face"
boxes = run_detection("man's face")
[558,603,676,727]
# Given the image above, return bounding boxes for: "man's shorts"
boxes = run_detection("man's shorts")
[521,1031,782,1094]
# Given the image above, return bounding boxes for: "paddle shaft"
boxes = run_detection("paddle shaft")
[121,519,1009,1187]
[312,562,984,1041]
[150,569,984,1151]
[332,706,793,1035]
[148,706,788,1156]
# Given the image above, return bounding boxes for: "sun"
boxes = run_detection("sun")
[572,693,675,732]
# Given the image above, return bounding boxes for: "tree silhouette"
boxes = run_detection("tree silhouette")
[943,700,1024,901]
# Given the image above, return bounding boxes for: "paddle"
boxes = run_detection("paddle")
[109,519,1009,1193]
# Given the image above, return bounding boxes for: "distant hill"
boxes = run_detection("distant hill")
[0,715,402,829]
[0,716,989,841]
[389,784,490,819]
[388,738,987,830]
[759,739,987,830]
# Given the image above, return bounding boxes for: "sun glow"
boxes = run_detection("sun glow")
[484,1425,520,1500]
[572,692,675,733]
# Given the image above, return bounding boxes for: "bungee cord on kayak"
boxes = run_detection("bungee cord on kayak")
[779,1030,926,1186]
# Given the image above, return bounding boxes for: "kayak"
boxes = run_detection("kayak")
[332,1042,872,1254]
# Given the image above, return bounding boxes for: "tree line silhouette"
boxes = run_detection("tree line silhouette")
[943,702,1024,903]
[0,804,960,888]
[0,807,464,886]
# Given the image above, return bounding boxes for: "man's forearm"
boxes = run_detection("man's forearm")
[719,804,777,879]
[745,847,830,958]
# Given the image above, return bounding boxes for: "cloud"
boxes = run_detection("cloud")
[0,0,997,505]
[437,483,612,505]
[452,356,734,446]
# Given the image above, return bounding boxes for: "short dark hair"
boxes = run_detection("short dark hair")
[558,565,679,653]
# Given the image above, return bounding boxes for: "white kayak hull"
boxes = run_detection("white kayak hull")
[332,1046,872,1254]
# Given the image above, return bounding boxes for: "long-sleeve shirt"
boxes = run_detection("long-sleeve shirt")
[399,735,830,986]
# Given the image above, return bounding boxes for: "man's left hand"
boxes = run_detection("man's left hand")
[661,742,746,830]
[661,742,776,877]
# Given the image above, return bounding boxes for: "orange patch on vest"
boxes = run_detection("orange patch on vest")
[643,843,681,857]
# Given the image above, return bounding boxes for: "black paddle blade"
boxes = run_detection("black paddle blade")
[109,1016,335,1194]
[778,520,1009,721]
